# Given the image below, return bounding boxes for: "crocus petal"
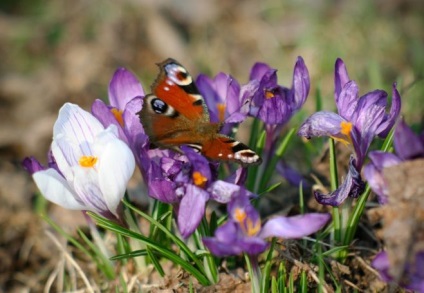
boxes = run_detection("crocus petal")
[336,81,359,121]
[51,136,79,181]
[375,83,402,138]
[196,74,220,123]
[122,97,146,147]
[33,169,87,210]
[91,99,128,143]
[218,74,241,115]
[53,103,104,149]
[368,151,402,169]
[238,236,269,256]
[394,120,424,160]
[372,252,392,282]
[208,180,242,203]
[364,151,401,204]
[177,185,209,238]
[147,161,179,203]
[298,111,346,139]
[203,221,243,256]
[255,88,290,124]
[363,163,387,204]
[351,90,387,135]
[22,157,45,175]
[315,157,365,206]
[108,68,145,110]
[98,136,135,217]
[73,167,109,213]
[249,62,273,81]
[259,213,330,239]
[290,56,310,110]
[334,58,350,102]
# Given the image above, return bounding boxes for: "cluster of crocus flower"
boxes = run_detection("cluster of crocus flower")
[364,120,424,291]
[24,57,312,239]
[197,57,310,154]
[297,58,401,206]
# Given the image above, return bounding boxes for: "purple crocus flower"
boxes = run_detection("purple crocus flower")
[298,58,401,206]
[248,57,310,126]
[203,191,331,257]
[364,120,424,204]
[246,57,310,152]
[145,146,248,238]
[196,73,249,135]
[91,68,149,171]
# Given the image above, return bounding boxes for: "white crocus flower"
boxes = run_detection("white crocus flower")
[33,103,135,220]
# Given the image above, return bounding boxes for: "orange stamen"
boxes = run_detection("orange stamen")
[111,108,124,127]
[340,121,352,137]
[192,171,208,188]
[79,155,98,168]
[234,208,247,223]
[265,90,275,99]
[331,121,353,146]
[246,218,261,236]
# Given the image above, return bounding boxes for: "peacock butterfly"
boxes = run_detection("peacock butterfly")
[139,58,261,165]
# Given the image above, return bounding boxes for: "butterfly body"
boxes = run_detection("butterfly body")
[140,58,261,165]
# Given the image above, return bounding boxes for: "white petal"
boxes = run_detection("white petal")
[72,167,109,213]
[51,136,80,181]
[98,139,135,216]
[93,125,121,155]
[33,169,86,210]
[53,103,105,154]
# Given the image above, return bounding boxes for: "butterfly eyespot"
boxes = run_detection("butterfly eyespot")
[151,98,168,114]
[165,63,193,86]
[176,71,188,81]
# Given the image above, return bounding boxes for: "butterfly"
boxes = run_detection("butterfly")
[139,58,261,165]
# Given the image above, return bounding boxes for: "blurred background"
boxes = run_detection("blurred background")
[0,0,423,290]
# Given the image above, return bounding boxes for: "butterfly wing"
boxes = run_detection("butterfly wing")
[140,59,211,147]
[140,58,262,165]
[202,134,262,165]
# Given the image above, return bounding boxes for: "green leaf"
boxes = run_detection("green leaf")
[88,211,211,286]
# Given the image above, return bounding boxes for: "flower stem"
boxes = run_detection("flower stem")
[329,138,341,245]
[246,254,261,293]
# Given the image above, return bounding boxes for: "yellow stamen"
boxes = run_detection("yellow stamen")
[265,90,275,99]
[192,171,208,188]
[234,208,247,223]
[340,121,352,137]
[111,108,124,127]
[246,218,261,236]
[331,121,353,146]
[79,155,98,168]
[217,103,226,123]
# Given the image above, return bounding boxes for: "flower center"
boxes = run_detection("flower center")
[340,121,352,137]
[111,108,124,127]
[192,171,207,188]
[233,207,261,237]
[245,217,261,237]
[79,155,98,168]
[234,207,247,223]
[265,90,275,99]
[331,121,353,146]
